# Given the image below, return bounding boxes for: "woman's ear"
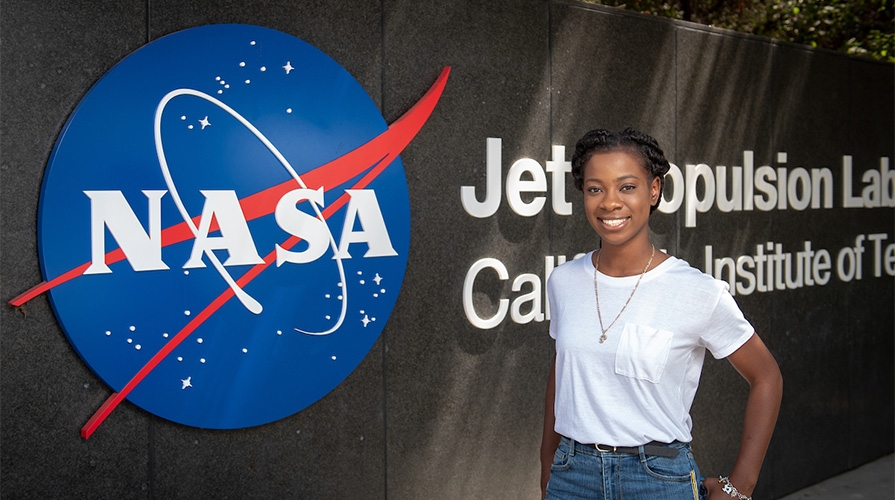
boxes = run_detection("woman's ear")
[650,175,661,205]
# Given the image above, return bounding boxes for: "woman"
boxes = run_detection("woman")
[540,128,782,500]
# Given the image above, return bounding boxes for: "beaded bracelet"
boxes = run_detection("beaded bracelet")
[719,476,752,500]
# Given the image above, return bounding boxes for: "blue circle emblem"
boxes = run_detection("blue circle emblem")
[38,24,410,430]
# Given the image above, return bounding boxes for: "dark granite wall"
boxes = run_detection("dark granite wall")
[1,1,892,498]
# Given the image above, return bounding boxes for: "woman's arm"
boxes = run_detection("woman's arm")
[704,333,783,499]
[540,354,561,499]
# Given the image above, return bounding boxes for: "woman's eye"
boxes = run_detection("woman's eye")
[588,187,602,193]
[621,185,635,191]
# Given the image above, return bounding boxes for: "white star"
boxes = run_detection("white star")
[199,116,211,129]
[361,314,371,327]
[181,376,192,389]
[373,273,383,285]
[283,61,294,74]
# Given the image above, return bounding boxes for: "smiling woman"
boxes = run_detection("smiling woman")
[539,128,783,500]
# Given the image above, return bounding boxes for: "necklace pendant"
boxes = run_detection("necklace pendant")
[593,245,655,346]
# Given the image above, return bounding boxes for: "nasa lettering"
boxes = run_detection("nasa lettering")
[29,24,448,436]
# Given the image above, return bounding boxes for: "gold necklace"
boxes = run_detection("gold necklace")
[593,245,655,343]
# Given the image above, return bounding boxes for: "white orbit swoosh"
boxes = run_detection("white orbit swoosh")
[154,88,347,336]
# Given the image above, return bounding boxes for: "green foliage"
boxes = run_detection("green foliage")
[590,0,894,62]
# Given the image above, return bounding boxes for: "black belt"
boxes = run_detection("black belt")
[572,439,681,458]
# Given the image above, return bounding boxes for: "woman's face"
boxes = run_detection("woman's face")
[581,150,660,249]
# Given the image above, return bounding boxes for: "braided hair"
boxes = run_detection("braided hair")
[570,127,671,213]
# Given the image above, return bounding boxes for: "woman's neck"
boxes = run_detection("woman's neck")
[594,241,656,277]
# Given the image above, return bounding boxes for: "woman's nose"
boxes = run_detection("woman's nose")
[600,190,622,210]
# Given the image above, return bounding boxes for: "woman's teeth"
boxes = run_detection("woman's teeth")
[602,218,626,227]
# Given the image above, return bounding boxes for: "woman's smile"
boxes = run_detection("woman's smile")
[598,216,630,229]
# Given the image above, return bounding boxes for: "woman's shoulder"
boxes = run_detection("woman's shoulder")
[549,252,592,282]
[659,255,729,294]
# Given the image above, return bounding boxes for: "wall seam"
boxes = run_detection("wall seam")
[547,0,554,256]
[767,39,779,492]
[673,25,680,255]
[380,1,389,498]
[845,56,854,470]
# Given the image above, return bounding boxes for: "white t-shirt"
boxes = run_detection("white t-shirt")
[547,252,754,446]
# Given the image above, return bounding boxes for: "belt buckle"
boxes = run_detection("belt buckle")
[594,444,615,453]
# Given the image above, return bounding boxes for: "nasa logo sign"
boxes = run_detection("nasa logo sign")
[24,24,448,437]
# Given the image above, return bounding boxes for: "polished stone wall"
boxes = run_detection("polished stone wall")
[1,1,892,498]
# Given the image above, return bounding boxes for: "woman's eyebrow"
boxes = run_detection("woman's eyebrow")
[585,174,641,183]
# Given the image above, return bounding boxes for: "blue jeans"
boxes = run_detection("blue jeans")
[545,437,707,500]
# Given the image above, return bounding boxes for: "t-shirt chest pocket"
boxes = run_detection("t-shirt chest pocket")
[615,323,674,383]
